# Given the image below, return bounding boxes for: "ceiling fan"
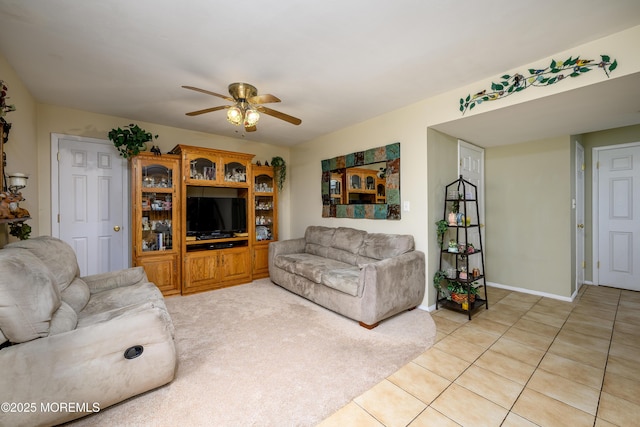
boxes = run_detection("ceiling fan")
[182,83,302,132]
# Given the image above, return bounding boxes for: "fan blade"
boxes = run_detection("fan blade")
[248,94,281,104]
[185,105,228,116]
[182,85,233,102]
[256,106,302,125]
[245,125,257,132]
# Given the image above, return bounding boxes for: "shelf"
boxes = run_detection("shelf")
[0,216,31,224]
[142,187,173,193]
[437,175,487,320]
[185,236,247,245]
[436,297,487,315]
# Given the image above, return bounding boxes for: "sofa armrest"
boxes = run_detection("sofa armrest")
[0,303,176,427]
[268,238,306,272]
[270,238,306,256]
[82,266,149,294]
[359,251,426,325]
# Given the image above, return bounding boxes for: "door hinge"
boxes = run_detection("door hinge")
[582,261,586,268]
[581,163,585,171]
[57,213,60,223]
[597,261,600,269]
[596,161,599,169]
[57,152,61,162]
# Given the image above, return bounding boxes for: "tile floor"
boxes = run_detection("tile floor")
[319,284,640,427]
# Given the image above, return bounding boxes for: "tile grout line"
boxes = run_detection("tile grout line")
[592,287,621,427]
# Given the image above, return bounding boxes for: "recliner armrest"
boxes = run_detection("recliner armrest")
[82,266,149,294]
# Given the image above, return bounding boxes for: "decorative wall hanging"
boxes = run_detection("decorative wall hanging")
[321,142,400,220]
[459,55,618,115]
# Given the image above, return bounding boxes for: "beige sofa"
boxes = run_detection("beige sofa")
[0,236,177,427]
[269,226,425,328]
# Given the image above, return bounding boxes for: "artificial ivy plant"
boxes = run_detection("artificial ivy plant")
[271,156,286,191]
[9,221,31,240]
[108,124,158,158]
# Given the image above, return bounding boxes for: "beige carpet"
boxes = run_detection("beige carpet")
[69,279,436,426]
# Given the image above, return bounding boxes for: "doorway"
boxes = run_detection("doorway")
[51,134,130,276]
[593,142,640,290]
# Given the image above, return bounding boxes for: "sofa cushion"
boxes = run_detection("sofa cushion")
[359,233,414,260]
[331,227,366,253]
[0,249,61,343]
[7,236,81,292]
[294,257,352,284]
[305,226,336,258]
[274,253,310,274]
[321,267,361,297]
[305,226,336,246]
[61,277,91,313]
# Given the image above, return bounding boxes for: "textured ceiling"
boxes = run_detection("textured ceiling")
[1,0,639,147]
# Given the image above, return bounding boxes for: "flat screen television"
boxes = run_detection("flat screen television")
[186,196,247,235]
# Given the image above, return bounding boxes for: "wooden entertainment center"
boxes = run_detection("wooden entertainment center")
[130,144,278,296]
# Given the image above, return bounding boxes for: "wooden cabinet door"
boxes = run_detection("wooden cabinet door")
[220,247,251,282]
[252,244,270,278]
[183,251,220,293]
[137,254,180,296]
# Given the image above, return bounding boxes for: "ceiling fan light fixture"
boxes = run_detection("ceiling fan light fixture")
[244,108,260,127]
[227,106,243,126]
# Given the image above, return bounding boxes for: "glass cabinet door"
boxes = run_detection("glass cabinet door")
[224,160,248,183]
[189,157,217,181]
[254,172,275,242]
[136,159,179,255]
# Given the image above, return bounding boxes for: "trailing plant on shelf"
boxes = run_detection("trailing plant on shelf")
[433,270,449,299]
[108,124,157,159]
[271,156,286,191]
[435,219,448,249]
[9,221,31,240]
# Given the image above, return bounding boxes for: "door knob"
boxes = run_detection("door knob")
[577,224,584,229]
[114,225,121,232]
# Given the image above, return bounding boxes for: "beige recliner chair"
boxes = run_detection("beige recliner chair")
[0,236,177,427]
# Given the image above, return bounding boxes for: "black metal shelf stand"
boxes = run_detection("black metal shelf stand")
[436,175,488,319]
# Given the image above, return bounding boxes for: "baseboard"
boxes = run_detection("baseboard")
[486,281,575,302]
[422,281,579,312]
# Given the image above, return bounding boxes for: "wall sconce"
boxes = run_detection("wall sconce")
[7,172,28,194]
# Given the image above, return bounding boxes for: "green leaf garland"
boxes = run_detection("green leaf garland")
[460,55,618,115]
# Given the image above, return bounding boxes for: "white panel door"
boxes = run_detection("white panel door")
[596,144,640,290]
[458,140,485,274]
[576,142,585,291]
[56,137,128,276]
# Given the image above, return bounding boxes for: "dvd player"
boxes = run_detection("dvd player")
[196,232,233,240]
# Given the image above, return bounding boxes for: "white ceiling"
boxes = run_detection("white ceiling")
[1,0,640,147]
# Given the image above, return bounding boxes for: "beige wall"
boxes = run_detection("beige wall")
[289,103,429,244]
[484,137,572,297]
[426,129,459,303]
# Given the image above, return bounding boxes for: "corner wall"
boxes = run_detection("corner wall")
[485,136,572,297]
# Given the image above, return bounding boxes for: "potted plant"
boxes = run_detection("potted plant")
[271,156,286,191]
[447,281,479,306]
[108,124,157,159]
